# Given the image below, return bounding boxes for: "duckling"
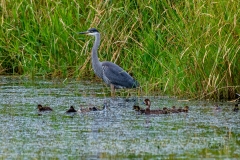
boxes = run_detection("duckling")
[143,99,163,115]
[170,106,179,113]
[89,107,98,111]
[145,107,164,115]
[37,104,53,112]
[66,106,77,113]
[214,105,221,111]
[133,105,140,110]
[78,105,102,113]
[89,102,109,111]
[132,102,141,111]
[233,104,239,112]
[78,106,92,113]
[133,105,145,114]
[183,106,189,113]
[162,107,170,114]
[177,107,183,112]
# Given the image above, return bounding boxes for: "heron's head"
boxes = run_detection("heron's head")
[79,28,99,36]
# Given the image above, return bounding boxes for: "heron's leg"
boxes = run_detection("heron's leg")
[110,84,115,97]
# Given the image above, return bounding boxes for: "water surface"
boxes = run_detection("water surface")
[0,76,239,159]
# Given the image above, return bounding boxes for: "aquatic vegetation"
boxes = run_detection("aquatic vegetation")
[0,1,239,99]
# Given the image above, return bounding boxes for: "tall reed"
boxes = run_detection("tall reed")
[0,0,239,99]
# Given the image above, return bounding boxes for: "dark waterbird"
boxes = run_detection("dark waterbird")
[214,105,221,111]
[142,99,189,114]
[79,106,106,112]
[143,99,165,115]
[162,107,170,114]
[233,104,239,112]
[78,101,108,113]
[66,106,77,113]
[89,101,109,111]
[177,107,183,112]
[170,106,179,113]
[183,106,189,113]
[78,106,101,113]
[236,93,240,103]
[133,105,145,114]
[89,107,99,111]
[37,104,53,112]
[79,28,139,97]
[78,107,93,113]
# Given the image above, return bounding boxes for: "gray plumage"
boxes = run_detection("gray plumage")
[79,28,138,96]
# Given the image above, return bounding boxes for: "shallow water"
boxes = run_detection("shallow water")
[0,76,239,159]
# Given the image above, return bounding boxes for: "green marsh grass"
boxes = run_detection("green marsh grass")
[0,0,239,99]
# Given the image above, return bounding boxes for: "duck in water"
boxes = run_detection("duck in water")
[66,106,77,113]
[170,106,179,113]
[37,104,53,112]
[177,107,184,112]
[78,104,106,113]
[233,104,239,112]
[133,105,145,114]
[214,105,221,111]
[133,101,145,113]
[143,99,165,115]
[78,106,95,113]
[162,107,170,114]
[182,106,189,113]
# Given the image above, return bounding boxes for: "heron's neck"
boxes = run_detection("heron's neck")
[93,34,100,53]
[92,33,103,78]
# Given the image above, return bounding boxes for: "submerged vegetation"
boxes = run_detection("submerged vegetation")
[0,0,239,99]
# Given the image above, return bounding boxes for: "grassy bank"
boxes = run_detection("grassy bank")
[0,0,239,99]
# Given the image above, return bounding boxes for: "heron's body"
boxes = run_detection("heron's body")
[101,61,137,89]
[80,28,138,96]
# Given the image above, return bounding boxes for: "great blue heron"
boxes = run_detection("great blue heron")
[79,28,139,96]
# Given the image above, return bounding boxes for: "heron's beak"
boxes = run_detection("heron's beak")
[78,31,89,35]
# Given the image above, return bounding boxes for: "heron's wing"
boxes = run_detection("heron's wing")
[102,61,138,88]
